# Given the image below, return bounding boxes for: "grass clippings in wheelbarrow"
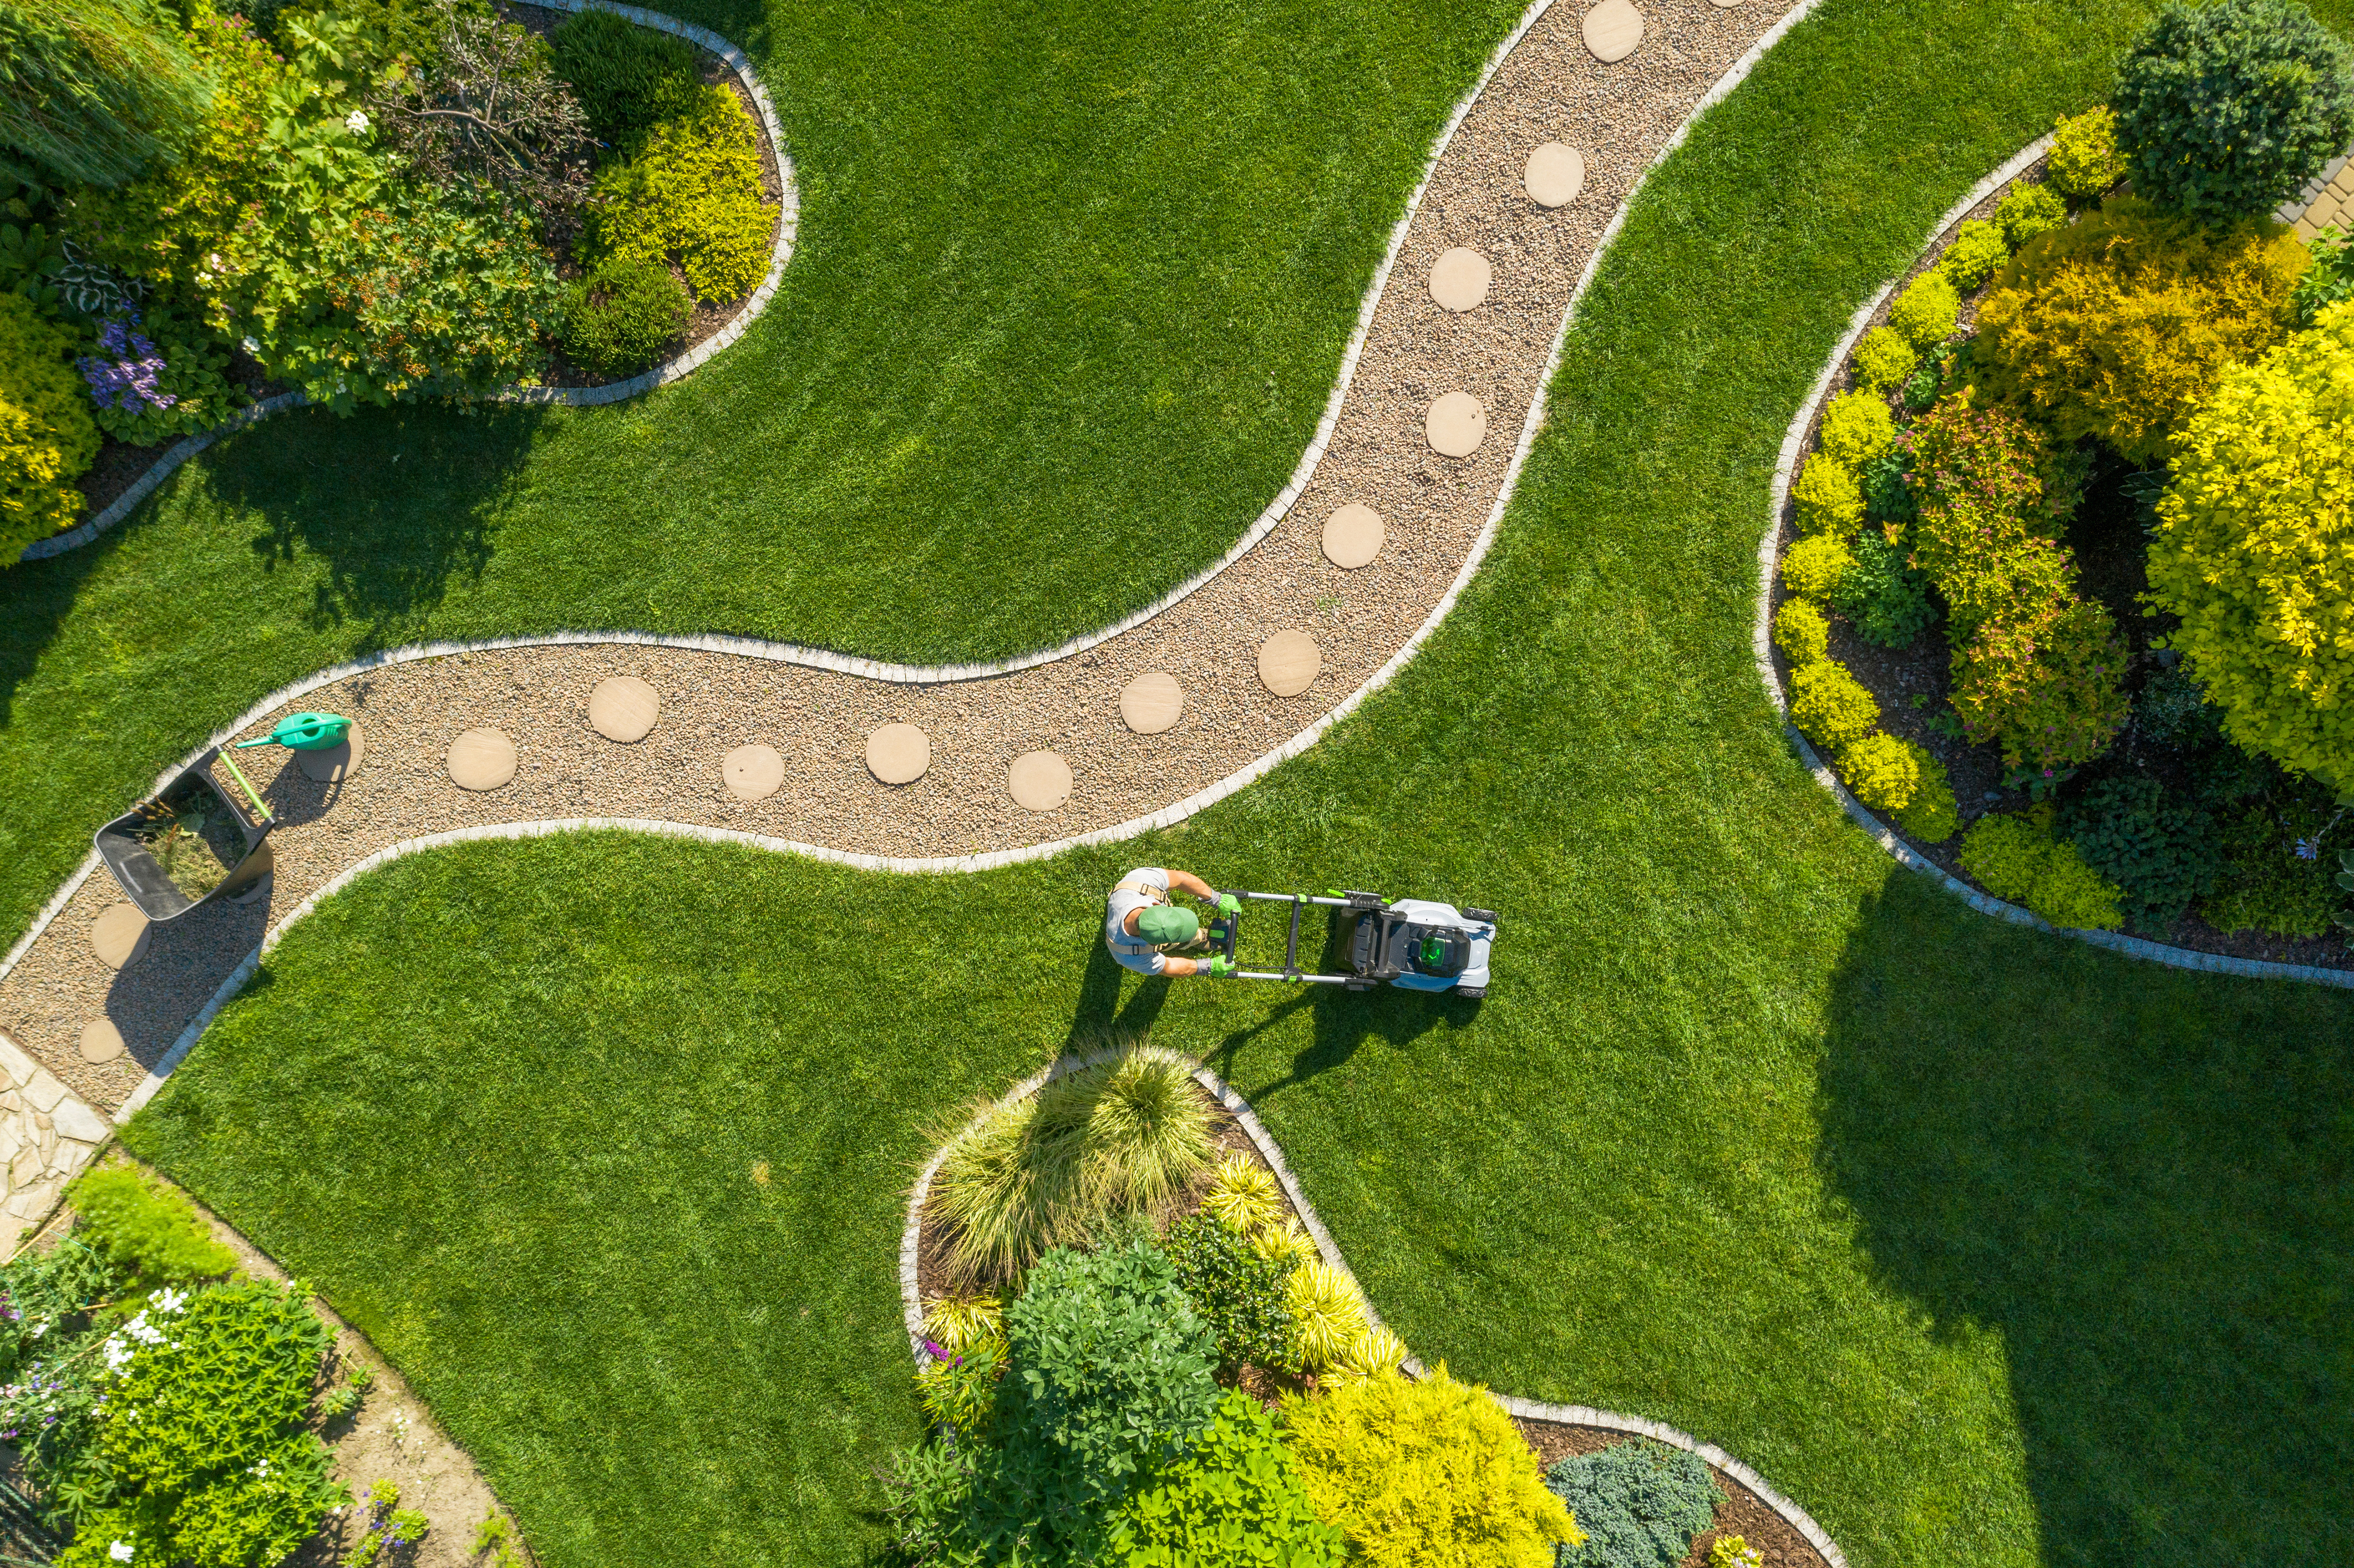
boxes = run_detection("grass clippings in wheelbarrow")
[135,788,249,902]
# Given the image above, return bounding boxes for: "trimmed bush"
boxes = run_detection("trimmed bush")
[1851,326,1917,395]
[1109,1388,1345,1568]
[1951,594,2130,773]
[1283,1365,1579,1568]
[1939,219,2010,291]
[560,254,690,378]
[67,1166,236,1289]
[1817,390,1895,468]
[1165,1215,1296,1375]
[1791,455,1862,536]
[0,292,97,558]
[1888,270,1960,348]
[1838,731,1923,812]
[1997,182,2067,249]
[2058,773,2220,929]
[1829,527,1935,649]
[2048,106,2128,200]
[1895,751,1961,843]
[1772,600,1830,667]
[2111,0,2354,221]
[1970,196,2307,464]
[2145,302,2354,791]
[1545,1440,1719,1568]
[1790,660,1878,752]
[1780,532,1852,603]
[547,8,702,152]
[1284,1261,1368,1372]
[1957,807,2127,929]
[584,83,771,301]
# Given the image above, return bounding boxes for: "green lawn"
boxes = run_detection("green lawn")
[119,1,2354,1567]
[0,0,1525,946]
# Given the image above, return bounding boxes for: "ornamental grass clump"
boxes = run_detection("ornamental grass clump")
[1198,1150,1285,1235]
[1284,1261,1369,1372]
[1084,1044,1216,1214]
[1282,1363,1579,1568]
[1323,1324,1409,1387]
[1545,1439,1718,1568]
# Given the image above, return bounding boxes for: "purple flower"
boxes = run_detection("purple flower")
[921,1338,948,1362]
[77,317,177,417]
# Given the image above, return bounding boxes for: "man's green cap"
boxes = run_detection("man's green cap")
[1137,906,1199,945]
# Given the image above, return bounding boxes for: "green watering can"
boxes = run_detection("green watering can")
[234,711,352,752]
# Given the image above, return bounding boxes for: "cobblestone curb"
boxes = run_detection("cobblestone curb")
[20,0,801,565]
[899,1054,1851,1568]
[1753,135,2354,992]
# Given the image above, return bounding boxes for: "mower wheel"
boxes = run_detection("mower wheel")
[1462,908,1497,924]
[1454,985,1487,999]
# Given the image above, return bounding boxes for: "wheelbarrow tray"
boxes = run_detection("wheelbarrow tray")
[94,747,274,923]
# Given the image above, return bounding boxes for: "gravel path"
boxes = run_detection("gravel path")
[0,0,1795,1122]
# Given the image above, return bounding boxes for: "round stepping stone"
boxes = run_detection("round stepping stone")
[724,743,785,802]
[1427,247,1491,312]
[295,723,364,784]
[1711,0,1744,8]
[866,724,930,785]
[1524,143,1586,208]
[1425,392,1487,458]
[589,676,660,743]
[1007,751,1073,813]
[448,727,517,791]
[90,904,149,971]
[1258,631,1322,698]
[78,1019,125,1066]
[1120,673,1185,735]
[1582,0,1644,61]
[1322,504,1385,570]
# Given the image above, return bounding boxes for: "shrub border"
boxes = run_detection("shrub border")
[899,1051,1854,1568]
[20,0,803,564]
[1751,135,2353,992]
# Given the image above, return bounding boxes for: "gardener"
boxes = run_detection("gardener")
[1104,867,1239,978]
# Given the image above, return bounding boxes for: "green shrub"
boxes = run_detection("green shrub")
[1951,594,2130,774]
[1895,750,1961,843]
[1838,731,1923,812]
[1164,1215,1295,1374]
[68,1166,236,1289]
[2204,797,2342,935]
[1772,599,1830,666]
[2057,773,2220,929]
[1284,1365,1578,1568]
[2112,0,2354,221]
[1817,390,1895,468]
[1957,807,2126,929]
[1997,182,2067,249]
[1790,660,1878,752]
[1829,527,1935,649]
[0,290,96,557]
[1779,532,1851,603]
[2135,665,2225,751]
[1858,448,1918,532]
[1284,1260,1367,1372]
[1888,270,1960,348]
[1939,219,2010,291]
[561,254,688,377]
[548,8,702,152]
[583,83,770,301]
[1850,326,1917,395]
[1970,195,2307,464]
[1108,1388,1344,1568]
[2145,302,2354,791]
[1901,400,2076,639]
[1791,455,1862,536]
[2295,226,2354,326]
[2048,106,2128,200]
[972,1238,1220,1562]
[1545,1440,1719,1568]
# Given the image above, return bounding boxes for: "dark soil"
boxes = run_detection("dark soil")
[1513,1420,1834,1568]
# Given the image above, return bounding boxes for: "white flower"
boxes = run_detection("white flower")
[344,109,370,135]
[109,1543,133,1563]
[28,1321,45,1340]
[241,337,260,356]
[150,1287,188,1316]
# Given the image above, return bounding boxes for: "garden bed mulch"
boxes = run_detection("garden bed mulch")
[1766,153,2353,974]
[1514,1418,1832,1568]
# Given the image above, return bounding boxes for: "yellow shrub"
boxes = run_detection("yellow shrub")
[1957,807,2124,930]
[1199,1150,1286,1235]
[1971,196,2307,464]
[1818,390,1896,468]
[1894,749,1960,843]
[1837,731,1921,811]
[1324,1325,1409,1388]
[1851,326,1917,394]
[1772,599,1830,666]
[1790,659,1878,751]
[0,295,98,561]
[1282,1365,1579,1568]
[2047,105,2127,200]
[1791,455,1862,536]
[585,84,772,301]
[1780,533,1853,603]
[1252,1218,1316,1268]
[1939,219,2010,291]
[2145,301,2354,790]
[1888,270,1960,348]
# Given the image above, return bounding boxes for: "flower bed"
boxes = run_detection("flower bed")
[0,0,786,555]
[1765,0,2354,970]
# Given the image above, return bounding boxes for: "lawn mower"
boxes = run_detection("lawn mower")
[1206,889,1495,997]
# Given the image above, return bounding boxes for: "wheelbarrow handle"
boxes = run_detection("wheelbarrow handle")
[214,751,276,824]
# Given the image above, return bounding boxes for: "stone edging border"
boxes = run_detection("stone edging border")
[1751,135,2354,992]
[20,0,801,565]
[898,1054,1851,1568]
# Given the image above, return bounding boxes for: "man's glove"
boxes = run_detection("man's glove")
[1216,893,1241,917]
[1207,956,1236,979]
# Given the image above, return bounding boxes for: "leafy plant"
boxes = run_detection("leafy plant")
[1108,1388,1344,1568]
[1996,182,2066,249]
[1838,732,1924,812]
[1791,455,1862,536]
[2294,226,2354,326]
[1772,599,1829,667]
[582,83,770,302]
[0,286,95,558]
[2047,105,2127,200]
[77,307,238,442]
[1830,527,1935,649]
[1957,806,2127,929]
[2111,0,2354,221]
[2058,773,2220,930]
[1817,390,1895,468]
[1939,218,2010,291]
[1164,1215,1296,1374]
[66,1166,235,1291]
[1887,269,1959,348]
[347,1478,430,1568]
[473,1511,526,1568]
[1894,750,1961,843]
[916,1330,1004,1445]
[547,8,702,152]
[1779,533,1851,603]
[1710,1537,1764,1568]
[2202,775,2345,934]
[1789,660,1878,753]
[1858,447,1917,531]
[0,1237,114,1386]
[1282,1364,1579,1568]
[1282,1261,1367,1373]
[560,253,687,378]
[1950,593,2130,774]
[1968,195,2307,464]
[1850,326,1916,395]
[1197,1151,1285,1236]
[0,0,212,189]
[2134,664,2224,750]
[1546,1440,1719,1568]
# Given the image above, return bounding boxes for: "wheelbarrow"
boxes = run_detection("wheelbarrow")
[93,747,276,924]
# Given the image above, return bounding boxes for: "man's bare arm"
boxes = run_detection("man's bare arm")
[1166,869,1217,901]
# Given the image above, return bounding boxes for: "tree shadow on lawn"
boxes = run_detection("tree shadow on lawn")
[1816,877,2353,1568]
[0,524,112,727]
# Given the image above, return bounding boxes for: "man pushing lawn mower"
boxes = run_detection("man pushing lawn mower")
[1104,867,1238,979]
